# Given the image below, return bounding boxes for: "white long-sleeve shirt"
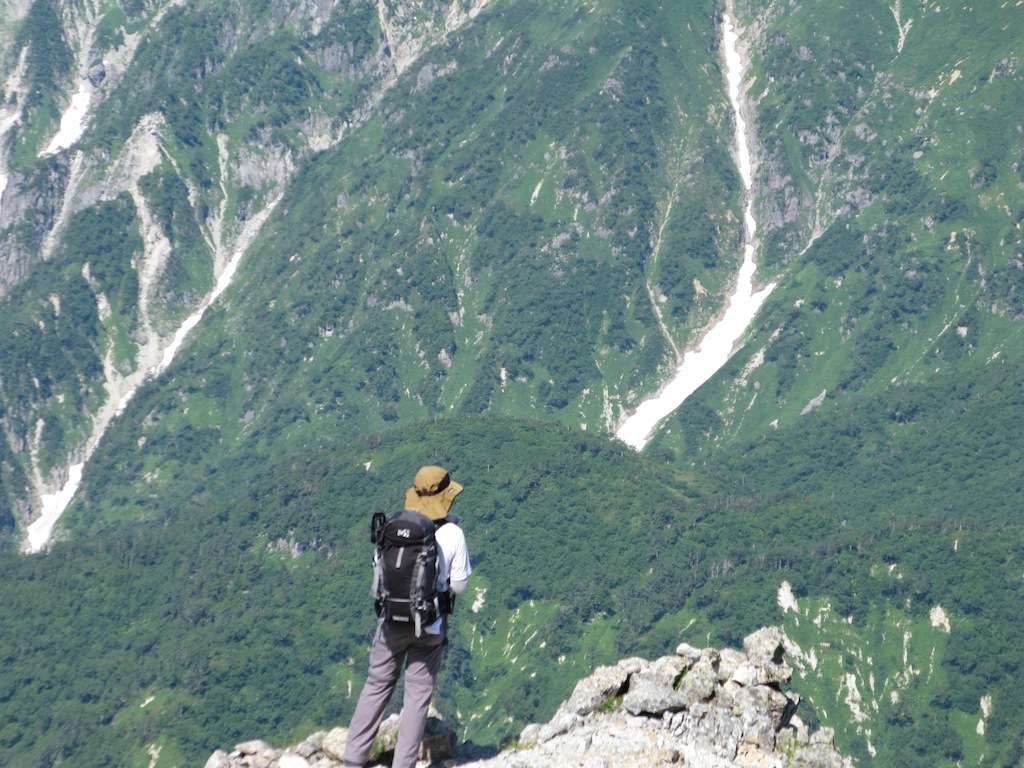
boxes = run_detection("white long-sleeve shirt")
[426,521,472,635]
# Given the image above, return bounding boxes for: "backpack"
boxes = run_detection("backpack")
[370,509,451,636]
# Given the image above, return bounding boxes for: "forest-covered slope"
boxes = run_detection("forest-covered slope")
[1,0,1023,766]
[0,0,741,522]
[659,0,1024,463]
[4,417,1022,766]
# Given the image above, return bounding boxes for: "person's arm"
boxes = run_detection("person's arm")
[445,528,472,595]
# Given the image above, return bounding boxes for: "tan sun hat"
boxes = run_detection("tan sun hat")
[404,465,464,520]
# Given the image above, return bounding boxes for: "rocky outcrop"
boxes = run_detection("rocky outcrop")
[376,0,494,77]
[205,627,852,768]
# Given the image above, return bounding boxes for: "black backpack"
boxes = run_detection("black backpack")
[371,509,451,636]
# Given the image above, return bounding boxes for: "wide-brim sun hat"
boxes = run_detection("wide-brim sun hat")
[405,465,463,520]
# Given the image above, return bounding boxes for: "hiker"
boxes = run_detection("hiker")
[343,465,472,768]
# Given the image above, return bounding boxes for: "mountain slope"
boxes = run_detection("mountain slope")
[1,0,1024,767]
[4,416,1021,766]
[1,0,743,526]
[660,0,1024,458]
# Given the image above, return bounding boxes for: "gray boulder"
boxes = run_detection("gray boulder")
[205,627,853,768]
[87,64,106,86]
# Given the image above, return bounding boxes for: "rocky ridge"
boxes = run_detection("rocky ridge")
[206,627,852,768]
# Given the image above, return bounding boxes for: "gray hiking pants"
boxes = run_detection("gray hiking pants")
[343,621,446,768]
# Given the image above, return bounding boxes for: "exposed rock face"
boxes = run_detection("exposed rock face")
[86,63,106,86]
[204,712,460,768]
[376,0,494,76]
[206,627,852,768]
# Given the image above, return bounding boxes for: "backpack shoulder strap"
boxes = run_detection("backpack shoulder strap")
[370,510,387,544]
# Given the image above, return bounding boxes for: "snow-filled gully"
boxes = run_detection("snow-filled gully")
[616,7,775,451]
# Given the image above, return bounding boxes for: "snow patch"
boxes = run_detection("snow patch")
[780,632,817,673]
[40,81,92,156]
[777,581,799,613]
[929,605,950,633]
[889,0,913,53]
[155,188,282,376]
[472,587,487,613]
[805,646,818,670]
[25,462,84,552]
[843,673,870,723]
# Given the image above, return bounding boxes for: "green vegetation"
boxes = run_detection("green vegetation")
[3,417,1024,766]
[0,0,741,496]
[137,169,212,325]
[0,194,144,475]
[0,0,1023,766]
[9,0,73,163]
